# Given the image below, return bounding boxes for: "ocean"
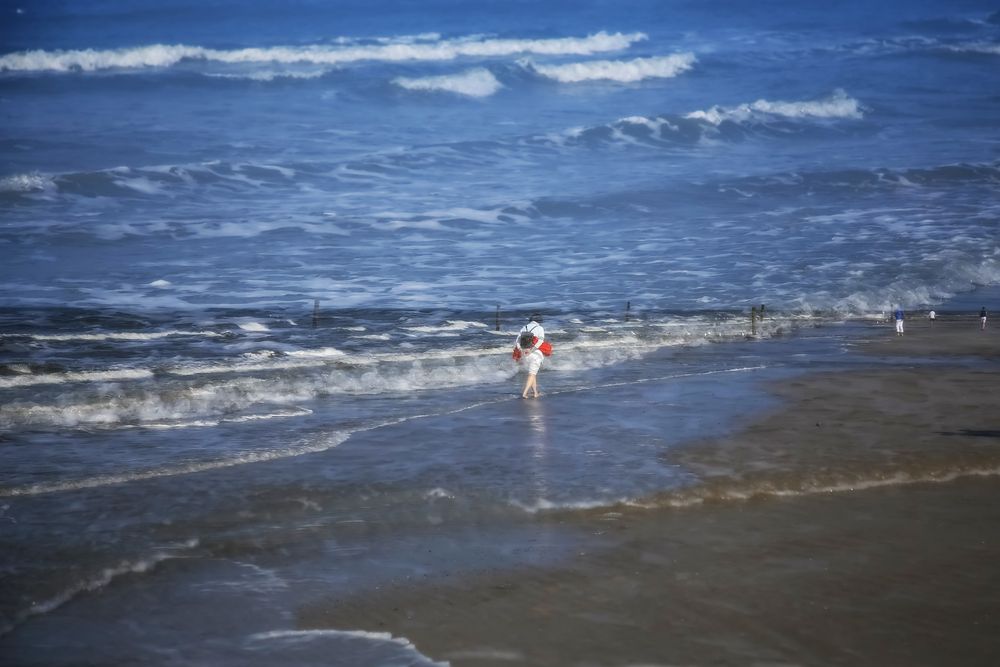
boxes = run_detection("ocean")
[1,0,999,664]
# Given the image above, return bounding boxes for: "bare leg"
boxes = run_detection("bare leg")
[522,372,538,398]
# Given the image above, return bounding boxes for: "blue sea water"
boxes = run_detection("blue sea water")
[1,0,999,663]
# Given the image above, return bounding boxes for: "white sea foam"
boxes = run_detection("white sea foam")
[12,330,222,342]
[510,496,640,514]
[115,176,164,195]
[0,171,53,192]
[393,67,502,97]
[0,32,645,73]
[0,368,154,389]
[686,89,863,125]
[651,466,1000,511]
[237,321,270,332]
[0,539,200,637]
[203,68,330,81]
[285,346,347,359]
[403,320,489,333]
[165,357,324,376]
[943,41,1000,55]
[246,629,449,666]
[530,52,696,83]
[0,430,350,497]
[124,406,313,430]
[617,115,679,132]
[148,279,172,288]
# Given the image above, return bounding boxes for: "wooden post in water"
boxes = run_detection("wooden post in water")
[625,300,631,322]
[312,299,320,327]
[751,305,758,336]
[495,304,501,331]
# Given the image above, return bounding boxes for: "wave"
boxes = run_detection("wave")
[528,52,696,83]
[393,67,502,97]
[725,161,1000,195]
[0,324,773,430]
[0,539,200,637]
[524,463,1000,518]
[246,629,448,667]
[0,171,54,192]
[0,32,646,73]
[202,68,331,81]
[684,89,864,125]
[0,368,154,389]
[1,160,305,206]
[0,429,350,497]
[540,90,866,150]
[643,464,1000,510]
[5,329,223,342]
[942,41,1000,55]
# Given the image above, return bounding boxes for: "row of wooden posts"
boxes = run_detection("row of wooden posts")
[311,299,765,333]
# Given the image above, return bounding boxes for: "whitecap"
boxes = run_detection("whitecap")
[285,347,347,359]
[15,330,222,342]
[686,89,864,125]
[0,171,52,192]
[530,52,696,83]
[393,67,502,97]
[0,32,646,73]
[0,368,154,389]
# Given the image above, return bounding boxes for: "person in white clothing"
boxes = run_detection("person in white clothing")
[515,314,545,398]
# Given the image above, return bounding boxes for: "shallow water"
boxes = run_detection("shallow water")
[2,0,1000,662]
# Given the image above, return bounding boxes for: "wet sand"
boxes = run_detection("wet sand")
[299,320,1000,666]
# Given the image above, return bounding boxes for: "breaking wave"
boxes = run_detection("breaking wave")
[0,32,646,73]
[643,464,1000,510]
[529,52,696,83]
[393,67,502,97]
[0,172,54,193]
[543,90,866,149]
[684,89,864,125]
[0,539,200,637]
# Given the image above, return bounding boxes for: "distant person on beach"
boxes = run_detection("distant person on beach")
[894,307,905,336]
[981,307,988,330]
[513,313,546,399]
[928,310,936,326]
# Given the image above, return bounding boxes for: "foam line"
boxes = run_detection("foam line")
[7,330,223,342]
[644,466,1000,510]
[0,32,646,73]
[0,539,199,638]
[0,368,155,389]
[531,52,696,83]
[247,629,450,666]
[0,430,348,497]
[686,89,863,125]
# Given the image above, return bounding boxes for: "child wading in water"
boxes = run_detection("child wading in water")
[513,314,546,399]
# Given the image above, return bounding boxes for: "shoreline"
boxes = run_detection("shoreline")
[299,320,1000,665]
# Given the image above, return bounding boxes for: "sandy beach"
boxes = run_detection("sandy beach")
[299,319,1000,666]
